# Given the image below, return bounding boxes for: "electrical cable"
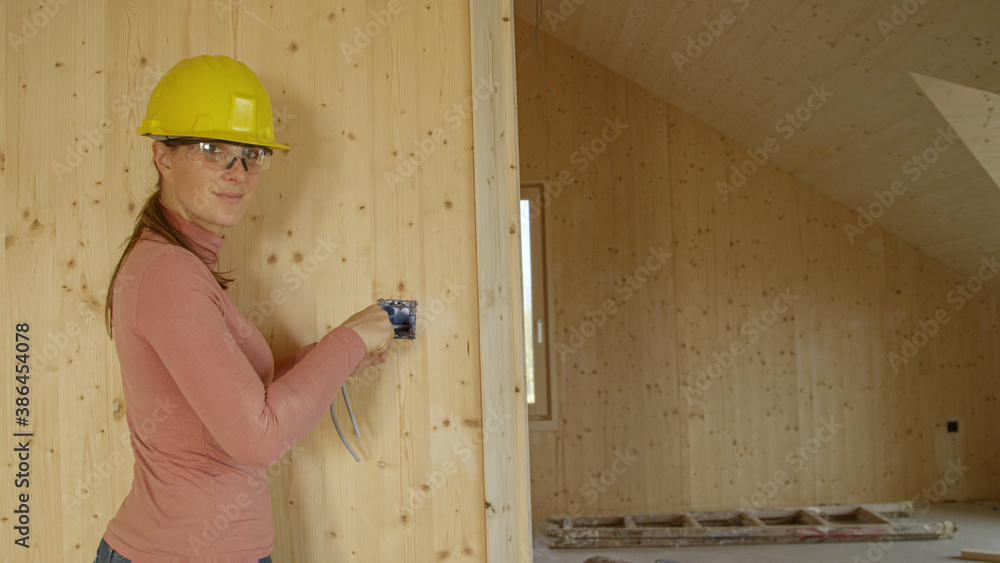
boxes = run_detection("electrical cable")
[331,385,361,463]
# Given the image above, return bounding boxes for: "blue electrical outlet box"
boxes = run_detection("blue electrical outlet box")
[378,299,417,339]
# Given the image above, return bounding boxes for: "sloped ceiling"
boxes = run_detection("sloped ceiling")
[913,73,1000,190]
[512,0,1000,281]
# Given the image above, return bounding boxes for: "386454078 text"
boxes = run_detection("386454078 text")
[13,322,33,549]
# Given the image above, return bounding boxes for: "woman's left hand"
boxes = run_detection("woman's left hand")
[349,344,392,378]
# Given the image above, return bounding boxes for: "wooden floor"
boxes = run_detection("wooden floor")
[530,500,1000,563]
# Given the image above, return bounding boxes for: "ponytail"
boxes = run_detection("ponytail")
[104,181,233,338]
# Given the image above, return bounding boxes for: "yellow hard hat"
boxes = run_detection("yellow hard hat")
[137,55,289,150]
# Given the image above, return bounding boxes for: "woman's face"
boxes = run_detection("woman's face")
[153,141,262,235]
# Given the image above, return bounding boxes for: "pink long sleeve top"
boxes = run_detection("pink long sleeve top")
[103,202,364,562]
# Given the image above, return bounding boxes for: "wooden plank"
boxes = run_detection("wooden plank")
[857,506,893,525]
[726,140,803,512]
[469,0,532,561]
[621,73,684,518]
[960,549,1000,562]
[799,509,831,526]
[740,512,767,528]
[682,515,702,528]
[668,103,734,512]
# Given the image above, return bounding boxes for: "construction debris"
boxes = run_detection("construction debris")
[546,501,956,549]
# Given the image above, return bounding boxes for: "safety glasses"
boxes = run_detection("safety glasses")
[163,139,272,173]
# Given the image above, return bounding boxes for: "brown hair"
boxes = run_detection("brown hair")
[104,175,233,338]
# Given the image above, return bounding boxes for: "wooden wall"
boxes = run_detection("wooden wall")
[516,18,1000,519]
[508,0,1000,288]
[0,1,530,561]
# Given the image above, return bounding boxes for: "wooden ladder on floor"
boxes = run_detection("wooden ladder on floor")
[546,501,956,548]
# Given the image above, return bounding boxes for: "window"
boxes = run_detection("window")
[520,184,554,425]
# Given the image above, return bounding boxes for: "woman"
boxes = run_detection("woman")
[94,55,394,562]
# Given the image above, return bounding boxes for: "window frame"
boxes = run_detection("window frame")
[520,183,558,430]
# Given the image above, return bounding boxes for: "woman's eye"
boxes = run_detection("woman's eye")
[199,143,223,154]
[243,149,261,159]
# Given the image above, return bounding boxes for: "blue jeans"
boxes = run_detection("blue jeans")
[94,538,273,562]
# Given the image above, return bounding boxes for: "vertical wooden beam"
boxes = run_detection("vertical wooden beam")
[469,0,531,561]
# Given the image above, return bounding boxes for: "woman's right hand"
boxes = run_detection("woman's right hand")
[339,304,394,353]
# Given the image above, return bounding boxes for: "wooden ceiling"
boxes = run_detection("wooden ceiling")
[512,0,1000,281]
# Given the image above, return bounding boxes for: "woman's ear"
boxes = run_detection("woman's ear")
[152,141,175,184]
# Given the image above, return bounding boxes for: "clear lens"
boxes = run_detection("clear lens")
[186,142,270,173]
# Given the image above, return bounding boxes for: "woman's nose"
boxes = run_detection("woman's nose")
[221,159,248,181]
